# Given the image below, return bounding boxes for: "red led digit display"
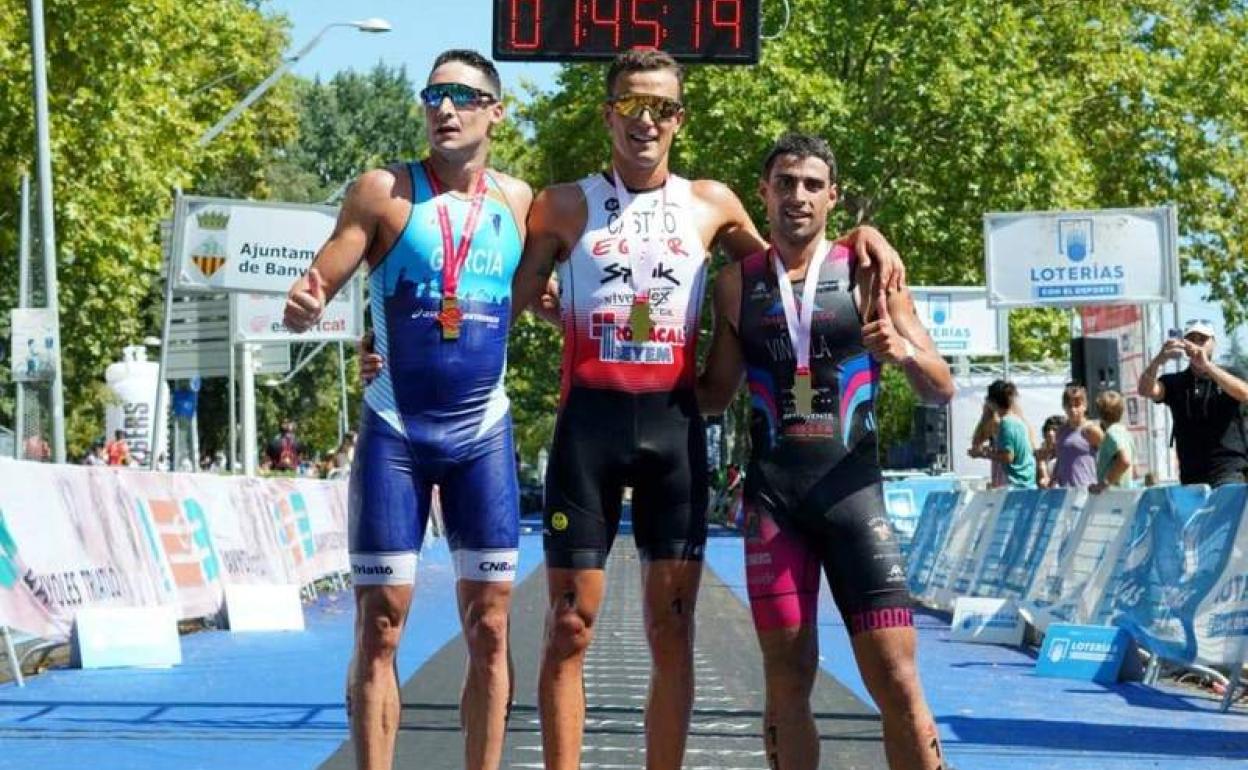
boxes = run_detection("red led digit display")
[493,0,760,63]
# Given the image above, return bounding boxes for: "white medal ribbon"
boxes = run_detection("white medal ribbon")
[773,239,831,376]
[612,168,666,305]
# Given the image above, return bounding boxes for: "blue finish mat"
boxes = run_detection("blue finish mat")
[2,529,1244,769]
[0,535,544,770]
[703,535,1248,769]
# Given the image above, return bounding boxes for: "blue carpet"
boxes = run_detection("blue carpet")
[703,534,1248,769]
[0,533,544,770]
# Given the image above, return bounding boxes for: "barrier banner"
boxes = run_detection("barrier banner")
[1021,489,1141,631]
[0,459,348,641]
[0,463,175,640]
[1094,486,1196,659]
[906,490,962,596]
[120,472,226,619]
[1187,485,1248,667]
[926,491,1000,609]
[884,477,960,556]
[1002,488,1070,598]
[950,493,1005,600]
[969,489,1043,598]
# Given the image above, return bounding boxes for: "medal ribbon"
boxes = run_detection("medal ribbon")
[426,160,489,302]
[772,239,830,377]
[611,168,667,306]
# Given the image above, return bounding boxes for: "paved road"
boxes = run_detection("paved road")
[321,547,886,769]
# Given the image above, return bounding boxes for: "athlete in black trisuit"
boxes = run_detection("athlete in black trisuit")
[697,133,956,770]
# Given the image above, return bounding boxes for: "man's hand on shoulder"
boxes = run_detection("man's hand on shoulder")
[839,225,905,293]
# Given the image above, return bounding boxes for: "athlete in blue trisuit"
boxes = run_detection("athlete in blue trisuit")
[283,50,533,770]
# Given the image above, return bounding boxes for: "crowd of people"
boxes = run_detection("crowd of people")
[70,418,357,480]
[967,319,1248,491]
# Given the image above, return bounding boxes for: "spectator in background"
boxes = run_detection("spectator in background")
[970,379,1037,488]
[83,438,107,466]
[1092,390,1134,492]
[105,429,131,466]
[1051,384,1102,488]
[967,401,1006,488]
[265,418,304,473]
[1139,319,1248,486]
[25,434,51,461]
[1035,415,1064,488]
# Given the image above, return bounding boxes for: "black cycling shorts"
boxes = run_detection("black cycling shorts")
[744,458,913,633]
[543,387,708,569]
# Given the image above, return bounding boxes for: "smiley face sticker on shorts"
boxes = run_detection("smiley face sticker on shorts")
[551,511,569,531]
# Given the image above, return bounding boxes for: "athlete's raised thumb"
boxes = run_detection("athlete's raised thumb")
[876,288,890,322]
[307,268,325,301]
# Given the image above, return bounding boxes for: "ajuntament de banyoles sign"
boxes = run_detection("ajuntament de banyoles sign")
[983,207,1178,308]
[172,196,337,294]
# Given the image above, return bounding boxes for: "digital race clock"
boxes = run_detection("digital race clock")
[493,1,761,64]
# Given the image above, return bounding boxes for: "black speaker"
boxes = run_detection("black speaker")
[1070,336,1120,417]
[912,404,949,469]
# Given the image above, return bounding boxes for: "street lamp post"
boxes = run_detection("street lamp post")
[28,0,67,464]
[196,17,392,147]
[150,17,391,473]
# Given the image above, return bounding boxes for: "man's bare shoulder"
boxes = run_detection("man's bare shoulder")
[489,169,534,205]
[690,178,745,210]
[535,180,586,211]
[351,165,408,208]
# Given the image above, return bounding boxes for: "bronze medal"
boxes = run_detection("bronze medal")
[629,297,653,342]
[439,296,463,340]
[793,369,814,416]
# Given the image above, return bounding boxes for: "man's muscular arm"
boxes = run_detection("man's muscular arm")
[696,267,746,415]
[862,286,956,404]
[693,179,766,260]
[511,184,582,325]
[284,168,393,332]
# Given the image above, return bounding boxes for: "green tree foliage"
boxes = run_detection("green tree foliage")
[276,65,428,198]
[0,0,298,454]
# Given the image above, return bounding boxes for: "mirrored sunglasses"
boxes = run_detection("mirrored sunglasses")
[420,82,498,109]
[608,93,683,121]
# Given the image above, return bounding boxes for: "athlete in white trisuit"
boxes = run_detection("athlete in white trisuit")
[506,50,907,770]
[285,50,532,770]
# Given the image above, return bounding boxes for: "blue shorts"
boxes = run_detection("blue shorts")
[348,404,520,585]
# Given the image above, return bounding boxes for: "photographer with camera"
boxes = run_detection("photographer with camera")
[1139,320,1248,486]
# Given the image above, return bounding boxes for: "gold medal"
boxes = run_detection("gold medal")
[629,297,652,341]
[438,295,463,341]
[793,369,814,416]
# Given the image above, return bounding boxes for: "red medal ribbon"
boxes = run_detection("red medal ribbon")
[426,160,489,331]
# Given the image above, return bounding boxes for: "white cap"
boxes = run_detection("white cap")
[1183,319,1216,339]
